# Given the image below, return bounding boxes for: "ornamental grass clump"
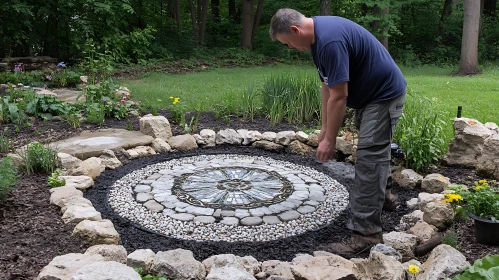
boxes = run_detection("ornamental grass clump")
[445,179,499,221]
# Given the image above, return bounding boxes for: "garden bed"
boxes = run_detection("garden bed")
[1,112,498,279]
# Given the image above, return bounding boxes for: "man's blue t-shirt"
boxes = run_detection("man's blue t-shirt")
[311,16,406,109]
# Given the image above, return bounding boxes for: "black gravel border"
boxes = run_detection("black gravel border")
[85,146,419,261]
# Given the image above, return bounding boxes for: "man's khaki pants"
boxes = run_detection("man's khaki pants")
[348,93,406,235]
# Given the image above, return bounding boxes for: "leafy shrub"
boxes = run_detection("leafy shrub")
[441,230,459,249]
[17,142,58,175]
[393,91,448,172]
[48,169,66,188]
[446,255,499,280]
[0,68,82,88]
[0,95,28,124]
[85,103,105,126]
[0,157,18,201]
[446,180,499,221]
[261,73,321,125]
[26,94,67,120]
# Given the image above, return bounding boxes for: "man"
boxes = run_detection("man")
[269,8,406,254]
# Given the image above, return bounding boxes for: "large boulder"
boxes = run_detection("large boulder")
[261,132,277,142]
[202,254,259,280]
[127,249,156,273]
[59,176,94,190]
[49,186,83,207]
[36,253,104,280]
[382,231,419,262]
[290,255,359,280]
[72,219,120,245]
[70,261,141,280]
[407,220,438,243]
[57,152,82,170]
[477,134,499,180]
[422,200,455,230]
[285,140,315,156]
[393,169,423,189]
[168,134,198,151]
[99,149,122,170]
[336,136,356,155]
[275,131,296,146]
[252,140,284,152]
[238,129,263,145]
[151,138,171,153]
[417,245,470,280]
[260,260,294,280]
[68,157,102,179]
[84,245,127,263]
[62,205,102,224]
[216,129,243,145]
[139,115,173,140]
[351,252,405,280]
[200,129,216,147]
[150,249,206,280]
[421,173,451,193]
[396,210,424,231]
[418,193,445,209]
[444,118,492,167]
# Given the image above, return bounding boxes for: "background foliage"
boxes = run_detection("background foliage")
[1,0,498,65]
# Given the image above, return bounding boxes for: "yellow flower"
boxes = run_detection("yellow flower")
[173,100,178,105]
[174,97,180,102]
[475,185,484,191]
[408,265,419,275]
[444,193,463,203]
[479,179,487,184]
[157,99,162,102]
[169,96,173,99]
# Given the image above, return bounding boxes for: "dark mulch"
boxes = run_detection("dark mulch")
[85,146,419,262]
[0,173,88,280]
[1,111,498,277]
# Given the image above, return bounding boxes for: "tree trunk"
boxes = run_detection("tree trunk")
[381,6,389,50]
[320,0,331,16]
[241,0,253,49]
[459,0,481,75]
[198,0,209,45]
[187,0,196,29]
[229,0,236,23]
[174,0,181,31]
[439,0,453,38]
[212,0,221,23]
[251,0,264,46]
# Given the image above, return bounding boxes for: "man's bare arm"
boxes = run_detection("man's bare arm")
[325,82,348,142]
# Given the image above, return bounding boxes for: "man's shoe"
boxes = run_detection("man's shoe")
[320,233,383,255]
[383,194,400,211]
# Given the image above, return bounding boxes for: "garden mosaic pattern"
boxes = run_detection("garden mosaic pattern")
[108,154,349,242]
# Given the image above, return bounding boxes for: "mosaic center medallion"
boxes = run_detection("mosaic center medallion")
[108,154,350,242]
[173,167,293,209]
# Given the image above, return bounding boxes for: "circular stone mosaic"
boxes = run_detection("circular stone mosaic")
[108,154,349,242]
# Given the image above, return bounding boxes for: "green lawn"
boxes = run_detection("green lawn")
[123,63,499,126]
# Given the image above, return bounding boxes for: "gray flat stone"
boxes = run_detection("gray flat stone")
[309,192,325,202]
[163,209,176,216]
[268,204,288,214]
[280,201,298,209]
[220,217,239,226]
[186,207,214,216]
[134,185,151,193]
[50,129,153,160]
[140,180,155,185]
[263,216,281,224]
[174,202,191,208]
[241,217,263,226]
[170,213,195,221]
[221,210,235,217]
[193,216,216,224]
[136,193,153,203]
[249,208,265,217]
[305,200,320,206]
[279,210,301,222]
[213,209,222,217]
[175,207,187,213]
[297,206,316,214]
[235,209,250,219]
[147,174,162,180]
[143,200,164,212]
[161,202,176,209]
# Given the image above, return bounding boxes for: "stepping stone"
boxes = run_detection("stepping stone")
[143,200,164,212]
[220,217,239,226]
[305,200,320,206]
[194,216,216,224]
[297,206,316,214]
[279,210,301,222]
[134,185,151,193]
[140,180,155,185]
[263,216,281,224]
[221,210,235,217]
[309,192,326,202]
[186,207,214,216]
[136,193,153,203]
[161,202,176,209]
[49,129,153,160]
[280,201,298,209]
[174,202,191,208]
[163,209,176,216]
[170,213,195,221]
[235,209,250,219]
[249,208,265,217]
[268,204,288,214]
[241,217,263,226]
[213,209,222,217]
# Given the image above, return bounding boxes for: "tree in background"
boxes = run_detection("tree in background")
[459,0,481,75]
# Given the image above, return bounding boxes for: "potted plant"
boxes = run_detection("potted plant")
[445,179,499,246]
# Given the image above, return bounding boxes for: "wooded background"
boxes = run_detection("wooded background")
[1,0,497,73]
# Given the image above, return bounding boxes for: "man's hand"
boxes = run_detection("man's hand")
[316,137,336,162]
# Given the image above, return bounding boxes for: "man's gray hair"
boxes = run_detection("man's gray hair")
[269,8,306,41]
